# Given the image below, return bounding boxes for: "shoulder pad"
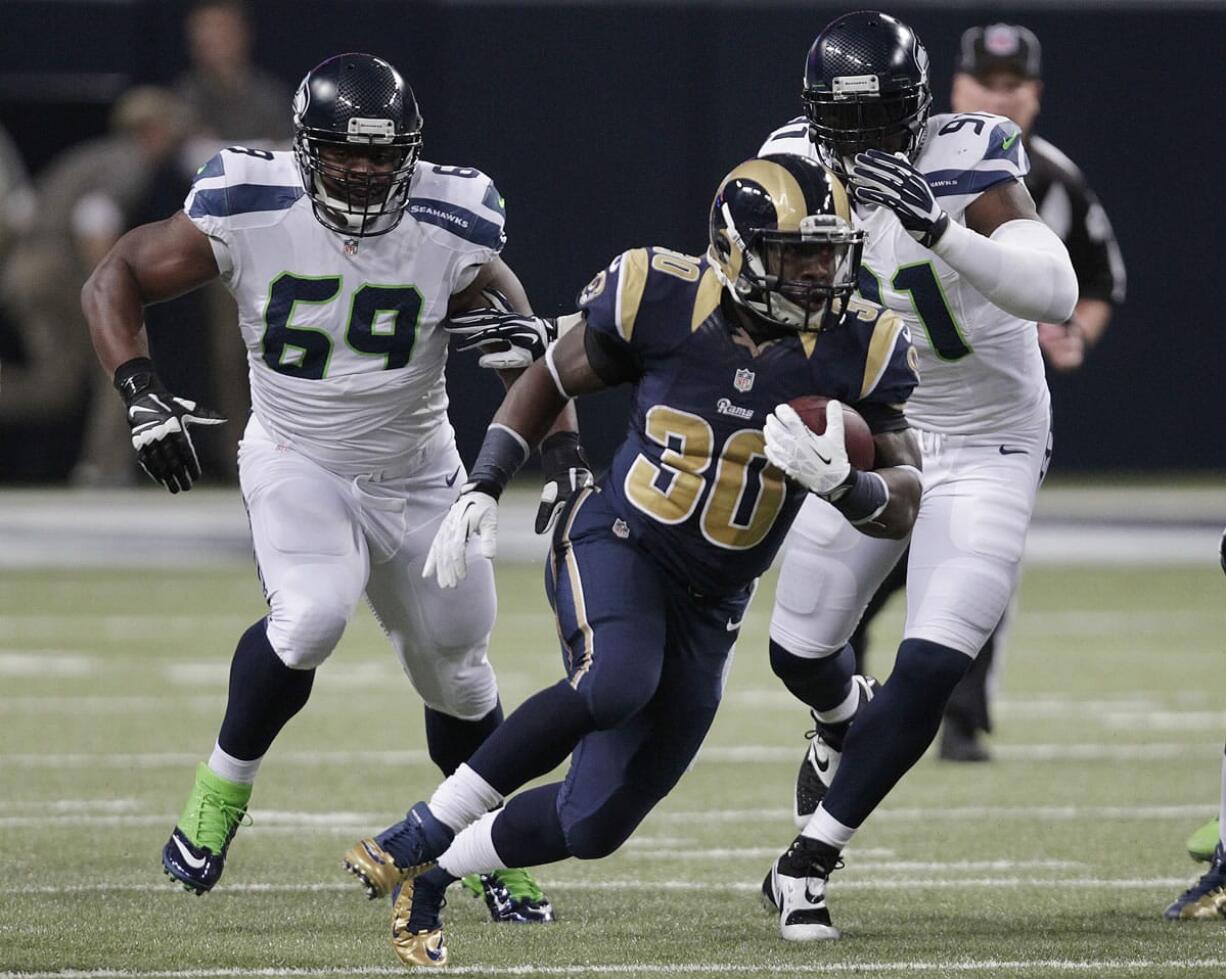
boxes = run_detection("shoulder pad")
[579,247,721,350]
[184,148,303,228]
[758,117,816,160]
[407,162,506,252]
[919,112,1027,207]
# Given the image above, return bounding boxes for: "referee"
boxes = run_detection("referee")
[849,24,1128,762]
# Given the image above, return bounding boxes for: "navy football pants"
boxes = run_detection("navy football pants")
[543,488,749,859]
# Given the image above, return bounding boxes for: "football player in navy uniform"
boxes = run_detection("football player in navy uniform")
[339,154,922,965]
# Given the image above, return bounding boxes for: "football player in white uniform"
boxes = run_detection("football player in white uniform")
[82,53,582,922]
[755,12,1077,940]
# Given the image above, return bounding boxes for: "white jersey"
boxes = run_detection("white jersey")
[184,148,506,474]
[761,112,1049,435]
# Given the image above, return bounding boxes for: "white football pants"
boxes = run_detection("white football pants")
[772,405,1051,660]
[238,415,498,720]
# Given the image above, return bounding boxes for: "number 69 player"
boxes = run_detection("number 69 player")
[81,53,578,920]
[757,11,1078,939]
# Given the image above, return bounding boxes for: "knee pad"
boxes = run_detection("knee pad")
[267,600,350,670]
[563,791,652,861]
[581,672,658,731]
[415,653,500,721]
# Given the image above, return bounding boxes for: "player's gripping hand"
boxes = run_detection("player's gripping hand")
[423,484,499,589]
[113,357,225,494]
[850,149,950,249]
[763,401,851,497]
[446,308,558,370]
[535,432,593,534]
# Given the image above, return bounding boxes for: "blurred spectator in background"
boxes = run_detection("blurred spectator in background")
[174,0,294,475]
[953,23,1126,369]
[848,24,1128,762]
[177,0,292,149]
[0,122,33,371]
[0,87,190,484]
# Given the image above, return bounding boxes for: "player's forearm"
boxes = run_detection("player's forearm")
[467,360,571,497]
[932,218,1078,324]
[81,250,151,375]
[1073,298,1112,347]
[850,465,921,539]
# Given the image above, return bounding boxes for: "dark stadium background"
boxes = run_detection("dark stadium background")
[1,0,1221,475]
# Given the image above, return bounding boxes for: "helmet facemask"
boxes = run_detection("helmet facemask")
[294,120,422,238]
[722,212,864,333]
[803,82,931,179]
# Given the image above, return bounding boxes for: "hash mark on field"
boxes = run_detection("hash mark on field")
[4,958,1226,977]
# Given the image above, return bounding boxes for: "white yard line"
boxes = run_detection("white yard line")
[0,877,1197,898]
[0,750,431,769]
[4,958,1225,978]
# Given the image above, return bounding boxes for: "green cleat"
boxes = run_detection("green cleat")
[461,868,555,923]
[1188,818,1221,863]
[161,763,252,894]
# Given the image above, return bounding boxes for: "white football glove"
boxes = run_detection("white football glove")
[763,402,851,496]
[422,487,499,589]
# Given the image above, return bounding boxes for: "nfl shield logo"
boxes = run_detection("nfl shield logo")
[343,238,359,256]
[733,368,755,393]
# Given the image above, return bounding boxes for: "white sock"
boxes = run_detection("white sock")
[1218,745,1226,850]
[428,763,504,833]
[802,803,857,850]
[814,680,860,726]
[437,811,507,878]
[207,743,262,785]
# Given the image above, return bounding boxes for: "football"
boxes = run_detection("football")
[787,395,876,471]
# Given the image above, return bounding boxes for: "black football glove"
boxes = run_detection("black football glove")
[536,431,593,534]
[850,149,950,249]
[113,357,226,494]
[445,308,558,370]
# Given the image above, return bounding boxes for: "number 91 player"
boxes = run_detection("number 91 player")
[757,11,1078,939]
[81,53,580,920]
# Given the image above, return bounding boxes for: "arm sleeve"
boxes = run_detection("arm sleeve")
[930,217,1078,324]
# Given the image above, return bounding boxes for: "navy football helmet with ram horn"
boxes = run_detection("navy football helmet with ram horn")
[802,11,932,178]
[292,53,423,237]
[708,154,864,333]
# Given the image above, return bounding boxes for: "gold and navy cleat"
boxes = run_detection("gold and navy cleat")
[1165,842,1226,920]
[391,877,449,967]
[342,837,429,900]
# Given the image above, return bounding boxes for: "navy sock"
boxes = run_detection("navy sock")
[465,680,596,797]
[770,640,856,749]
[424,701,504,777]
[490,784,570,868]
[217,618,314,760]
[821,638,972,828]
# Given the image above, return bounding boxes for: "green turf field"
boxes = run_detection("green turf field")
[2,562,1225,978]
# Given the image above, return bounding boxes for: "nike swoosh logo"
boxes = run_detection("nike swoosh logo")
[173,835,207,870]
[998,445,1027,456]
[813,747,831,774]
[1001,131,1020,151]
[814,450,832,465]
[427,944,445,962]
[726,615,744,632]
[444,466,461,487]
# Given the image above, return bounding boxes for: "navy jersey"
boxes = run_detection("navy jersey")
[579,247,918,596]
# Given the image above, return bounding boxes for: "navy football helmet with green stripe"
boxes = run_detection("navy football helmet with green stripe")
[292,53,423,237]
